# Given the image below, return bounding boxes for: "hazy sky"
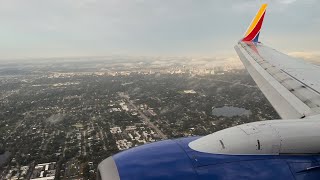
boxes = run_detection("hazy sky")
[0,0,319,59]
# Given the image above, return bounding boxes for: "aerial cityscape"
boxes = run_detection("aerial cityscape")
[0,0,319,179]
[0,57,279,179]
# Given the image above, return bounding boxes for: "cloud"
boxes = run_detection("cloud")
[288,51,320,65]
[0,0,319,59]
[278,0,297,4]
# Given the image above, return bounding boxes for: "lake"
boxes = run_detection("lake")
[0,151,11,166]
[212,106,251,117]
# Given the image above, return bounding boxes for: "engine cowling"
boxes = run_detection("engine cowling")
[189,119,320,155]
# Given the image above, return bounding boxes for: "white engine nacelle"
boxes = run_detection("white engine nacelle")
[189,119,320,155]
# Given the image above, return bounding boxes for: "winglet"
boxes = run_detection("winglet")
[242,4,268,42]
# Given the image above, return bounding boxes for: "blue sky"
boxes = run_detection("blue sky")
[0,0,319,60]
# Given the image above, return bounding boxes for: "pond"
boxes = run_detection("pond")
[212,106,251,117]
[0,151,11,166]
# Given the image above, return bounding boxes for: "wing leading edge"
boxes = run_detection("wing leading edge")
[235,4,320,119]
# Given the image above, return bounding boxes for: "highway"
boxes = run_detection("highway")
[119,93,167,139]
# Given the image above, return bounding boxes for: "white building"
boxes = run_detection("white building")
[110,127,122,134]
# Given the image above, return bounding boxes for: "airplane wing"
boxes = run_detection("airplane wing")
[235,4,320,119]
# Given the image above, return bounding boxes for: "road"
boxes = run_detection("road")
[91,117,107,151]
[63,132,70,157]
[99,129,107,151]
[127,99,167,139]
[118,92,167,139]
[82,130,87,156]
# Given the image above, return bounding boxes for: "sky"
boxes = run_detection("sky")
[0,0,319,60]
